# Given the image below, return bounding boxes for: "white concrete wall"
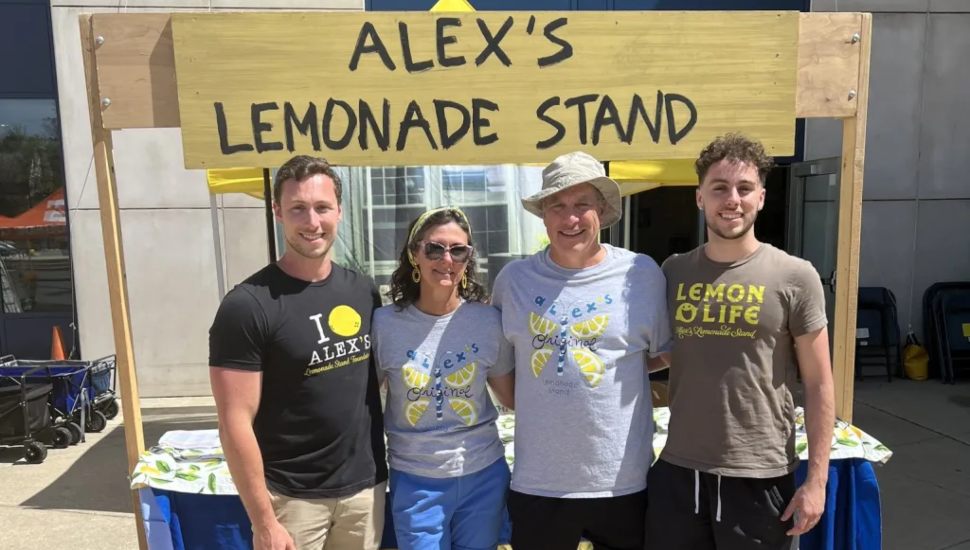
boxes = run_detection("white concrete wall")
[52,0,363,397]
[809,0,970,340]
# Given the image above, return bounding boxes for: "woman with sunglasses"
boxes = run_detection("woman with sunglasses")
[372,207,514,550]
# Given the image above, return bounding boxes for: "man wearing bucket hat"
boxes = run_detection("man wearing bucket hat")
[491,151,671,549]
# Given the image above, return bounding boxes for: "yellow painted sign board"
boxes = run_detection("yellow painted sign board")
[172,11,797,168]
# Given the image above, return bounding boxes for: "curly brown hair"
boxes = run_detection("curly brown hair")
[387,208,488,308]
[695,133,774,185]
[273,155,343,205]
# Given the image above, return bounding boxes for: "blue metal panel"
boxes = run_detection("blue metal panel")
[0,314,75,360]
[617,0,807,8]
[0,2,57,98]
[368,0,808,10]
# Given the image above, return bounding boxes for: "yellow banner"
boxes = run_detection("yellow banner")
[173,11,797,169]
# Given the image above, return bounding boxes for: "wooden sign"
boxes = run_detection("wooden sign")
[172,11,797,168]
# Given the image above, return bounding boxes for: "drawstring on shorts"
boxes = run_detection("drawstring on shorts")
[693,469,723,522]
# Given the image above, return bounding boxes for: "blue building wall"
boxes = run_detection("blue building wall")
[367,0,808,12]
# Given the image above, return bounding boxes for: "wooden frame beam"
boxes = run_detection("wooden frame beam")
[832,14,872,422]
[80,14,148,550]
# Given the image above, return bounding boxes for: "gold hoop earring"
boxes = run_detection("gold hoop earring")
[461,270,468,289]
[411,267,421,283]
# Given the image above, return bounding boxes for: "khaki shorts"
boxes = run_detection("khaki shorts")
[268,481,386,550]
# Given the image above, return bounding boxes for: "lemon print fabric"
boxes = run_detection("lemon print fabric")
[405,399,430,427]
[569,315,608,339]
[402,363,431,390]
[529,311,558,337]
[445,362,477,387]
[573,348,605,388]
[449,398,478,426]
[328,305,362,337]
[530,349,552,377]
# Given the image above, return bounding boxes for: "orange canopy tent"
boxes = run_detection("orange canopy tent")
[0,188,67,232]
[0,187,67,238]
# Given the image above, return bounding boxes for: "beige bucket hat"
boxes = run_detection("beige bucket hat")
[521,151,623,228]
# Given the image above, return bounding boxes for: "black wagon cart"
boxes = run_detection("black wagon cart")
[0,366,71,463]
[0,355,117,444]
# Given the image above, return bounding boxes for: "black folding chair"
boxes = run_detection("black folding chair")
[922,282,970,380]
[939,290,970,384]
[855,287,899,382]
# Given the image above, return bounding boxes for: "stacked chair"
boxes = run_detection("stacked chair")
[855,287,900,382]
[923,282,970,384]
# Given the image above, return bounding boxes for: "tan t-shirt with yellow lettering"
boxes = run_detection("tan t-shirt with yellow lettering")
[660,243,827,478]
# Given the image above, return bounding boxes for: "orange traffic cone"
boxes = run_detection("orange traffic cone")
[51,325,66,360]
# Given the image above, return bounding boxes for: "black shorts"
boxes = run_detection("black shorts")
[508,489,647,550]
[645,459,796,550]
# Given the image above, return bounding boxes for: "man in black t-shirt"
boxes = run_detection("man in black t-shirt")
[209,155,387,550]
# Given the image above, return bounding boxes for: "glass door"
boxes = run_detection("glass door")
[786,157,842,346]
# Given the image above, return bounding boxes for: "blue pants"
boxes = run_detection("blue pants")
[390,458,510,550]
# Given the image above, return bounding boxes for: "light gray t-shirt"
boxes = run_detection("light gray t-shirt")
[492,244,671,498]
[373,301,513,478]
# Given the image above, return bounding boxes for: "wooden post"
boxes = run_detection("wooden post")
[79,15,148,550]
[832,14,872,423]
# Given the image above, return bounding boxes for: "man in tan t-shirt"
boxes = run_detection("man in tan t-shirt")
[646,133,835,550]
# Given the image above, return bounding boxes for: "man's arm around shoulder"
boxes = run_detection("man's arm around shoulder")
[782,327,835,536]
[210,367,295,550]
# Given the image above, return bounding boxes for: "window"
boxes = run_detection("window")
[370,166,425,206]
[441,166,507,204]
[0,99,71,313]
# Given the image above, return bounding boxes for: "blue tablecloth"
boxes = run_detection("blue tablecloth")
[795,459,882,550]
[142,458,879,550]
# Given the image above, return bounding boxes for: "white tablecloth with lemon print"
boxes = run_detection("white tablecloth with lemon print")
[131,408,891,496]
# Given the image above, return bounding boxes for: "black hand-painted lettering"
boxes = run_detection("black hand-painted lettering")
[433,99,471,149]
[474,17,513,67]
[526,15,536,34]
[215,102,253,155]
[591,94,625,145]
[563,94,599,145]
[626,91,664,144]
[471,98,499,146]
[359,99,391,152]
[538,18,572,67]
[322,99,357,150]
[252,102,283,153]
[436,18,465,68]
[397,100,438,151]
[284,102,320,152]
[348,22,396,71]
[664,93,698,145]
[535,96,565,149]
[399,22,433,73]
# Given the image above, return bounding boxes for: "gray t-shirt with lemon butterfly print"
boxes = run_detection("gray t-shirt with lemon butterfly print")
[491,244,671,498]
[373,301,513,478]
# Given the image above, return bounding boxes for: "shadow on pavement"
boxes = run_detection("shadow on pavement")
[18,407,217,513]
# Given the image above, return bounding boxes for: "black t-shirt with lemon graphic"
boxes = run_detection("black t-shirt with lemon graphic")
[209,263,388,498]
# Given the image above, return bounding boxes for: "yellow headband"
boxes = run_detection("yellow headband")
[407,206,471,265]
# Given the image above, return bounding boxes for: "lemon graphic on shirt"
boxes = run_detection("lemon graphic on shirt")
[572,348,605,388]
[405,399,430,427]
[449,398,478,426]
[530,349,552,378]
[445,362,477,388]
[569,315,608,339]
[529,311,558,337]
[402,363,430,390]
[328,305,362,337]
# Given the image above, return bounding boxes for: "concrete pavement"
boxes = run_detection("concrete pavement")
[1,381,968,549]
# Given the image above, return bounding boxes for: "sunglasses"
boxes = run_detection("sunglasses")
[422,241,474,262]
